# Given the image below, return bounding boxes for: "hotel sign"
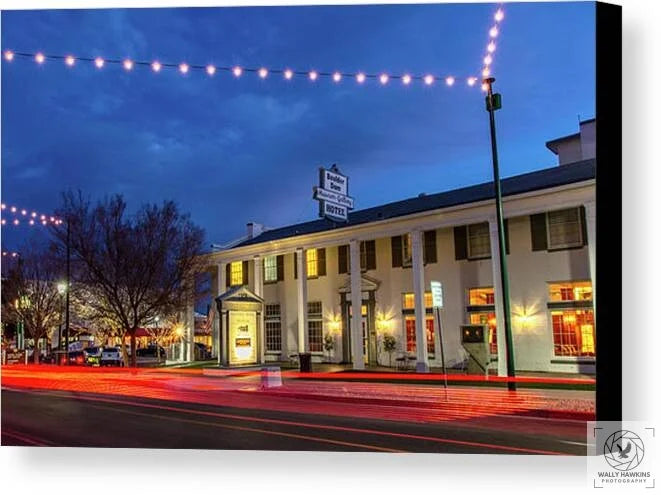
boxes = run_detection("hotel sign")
[313,164,354,222]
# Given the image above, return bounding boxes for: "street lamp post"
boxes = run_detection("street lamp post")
[57,282,67,364]
[64,218,71,365]
[483,77,516,391]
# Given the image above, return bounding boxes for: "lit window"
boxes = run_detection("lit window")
[548,281,592,302]
[265,304,281,352]
[349,304,368,317]
[552,310,595,357]
[405,316,435,354]
[306,249,318,278]
[402,292,433,310]
[264,256,277,282]
[547,208,582,249]
[230,262,243,286]
[307,301,323,352]
[468,222,491,259]
[468,287,495,306]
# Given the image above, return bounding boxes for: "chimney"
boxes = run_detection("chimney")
[545,118,596,166]
[246,222,264,239]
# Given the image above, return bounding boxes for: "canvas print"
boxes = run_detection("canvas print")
[1,1,616,453]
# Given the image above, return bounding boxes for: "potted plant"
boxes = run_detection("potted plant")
[382,334,397,368]
[323,333,335,363]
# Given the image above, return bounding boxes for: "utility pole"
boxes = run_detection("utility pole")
[483,77,516,391]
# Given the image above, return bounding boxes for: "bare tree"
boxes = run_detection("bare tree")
[2,245,64,363]
[54,192,205,367]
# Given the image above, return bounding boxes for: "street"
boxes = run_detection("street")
[1,367,591,454]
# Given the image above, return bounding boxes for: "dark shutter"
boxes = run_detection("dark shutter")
[338,245,348,274]
[242,260,249,286]
[293,252,298,279]
[225,263,231,288]
[504,219,510,255]
[276,255,284,281]
[423,230,437,264]
[580,206,588,246]
[391,236,403,267]
[454,226,468,260]
[317,248,326,276]
[365,240,376,270]
[530,213,548,251]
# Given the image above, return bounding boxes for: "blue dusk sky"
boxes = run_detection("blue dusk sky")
[1,2,595,251]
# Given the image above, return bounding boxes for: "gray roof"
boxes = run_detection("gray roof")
[235,159,596,248]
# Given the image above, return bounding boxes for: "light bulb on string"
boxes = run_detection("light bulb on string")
[332,72,341,83]
[4,50,14,61]
[495,9,505,22]
[424,74,434,85]
[179,63,189,74]
[258,67,268,79]
[206,64,216,76]
[402,74,412,85]
[467,77,477,86]
[490,26,499,38]
[65,55,75,66]
[10,206,16,213]
[356,72,366,84]
[484,55,493,66]
[284,69,293,80]
[123,59,134,71]
[232,66,242,77]
[35,52,45,64]
[487,41,496,53]
[308,70,318,81]
[379,73,389,85]
[152,61,162,72]
[94,57,105,68]
[445,76,455,86]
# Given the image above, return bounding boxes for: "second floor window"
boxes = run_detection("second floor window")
[402,292,433,310]
[547,208,583,249]
[467,222,491,259]
[264,256,278,283]
[230,261,243,287]
[306,249,318,277]
[548,281,593,302]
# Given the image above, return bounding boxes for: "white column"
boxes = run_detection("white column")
[411,230,429,372]
[584,201,596,321]
[218,262,226,294]
[296,248,308,353]
[349,239,364,370]
[186,302,195,362]
[489,217,507,377]
[254,255,265,364]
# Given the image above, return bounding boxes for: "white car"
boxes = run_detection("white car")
[100,347,124,367]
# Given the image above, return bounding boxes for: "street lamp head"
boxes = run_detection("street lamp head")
[57,282,67,294]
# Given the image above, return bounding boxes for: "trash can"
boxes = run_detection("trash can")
[298,352,312,372]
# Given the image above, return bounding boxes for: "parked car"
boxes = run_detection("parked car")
[136,345,165,359]
[100,347,124,367]
[68,350,86,366]
[84,346,103,366]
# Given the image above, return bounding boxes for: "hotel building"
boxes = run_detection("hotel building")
[190,119,596,375]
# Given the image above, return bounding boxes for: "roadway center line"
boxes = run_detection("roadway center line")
[3,387,568,455]
[83,402,407,453]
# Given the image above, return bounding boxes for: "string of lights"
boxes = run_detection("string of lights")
[0,203,63,226]
[479,6,505,91]
[2,7,504,91]
[2,251,20,258]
